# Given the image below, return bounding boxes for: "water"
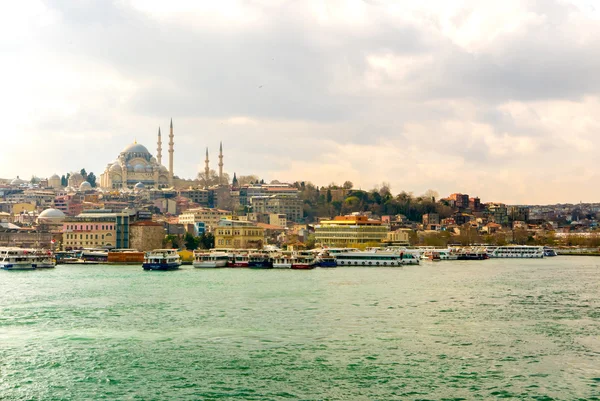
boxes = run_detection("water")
[1,258,599,400]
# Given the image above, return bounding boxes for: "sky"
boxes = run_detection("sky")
[2,0,600,204]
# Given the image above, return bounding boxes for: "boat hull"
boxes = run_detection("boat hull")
[142,263,181,271]
[291,264,316,270]
[1,263,36,270]
[193,261,227,268]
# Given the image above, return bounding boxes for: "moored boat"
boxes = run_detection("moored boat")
[291,251,317,270]
[316,250,337,268]
[485,245,544,258]
[193,251,229,268]
[227,252,249,268]
[334,251,403,267]
[272,253,293,269]
[143,249,181,271]
[0,247,36,270]
[248,252,272,269]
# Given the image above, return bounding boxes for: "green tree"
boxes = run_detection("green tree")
[326,189,332,203]
[343,181,353,190]
[61,175,67,186]
[199,233,215,249]
[80,169,88,180]
[184,232,200,250]
[87,172,97,187]
[165,234,180,248]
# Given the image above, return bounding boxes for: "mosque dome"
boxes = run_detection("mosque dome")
[134,164,145,173]
[49,174,60,180]
[70,172,83,180]
[79,181,92,191]
[159,165,168,172]
[145,165,153,172]
[37,208,66,225]
[150,157,157,163]
[110,162,121,172]
[134,182,145,191]
[11,177,26,186]
[127,164,134,172]
[122,143,150,155]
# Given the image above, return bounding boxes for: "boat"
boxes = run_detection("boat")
[543,247,558,257]
[80,249,108,264]
[400,252,420,265]
[248,252,272,269]
[227,252,249,268]
[485,245,544,258]
[32,249,56,268]
[55,251,83,264]
[316,250,337,267]
[335,251,403,267]
[291,251,317,270]
[142,249,182,270]
[193,251,229,268]
[0,247,37,270]
[421,248,458,260]
[272,252,293,269]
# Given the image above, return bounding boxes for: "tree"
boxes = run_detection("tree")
[80,169,88,180]
[87,172,97,187]
[343,181,353,190]
[326,189,332,203]
[199,233,215,249]
[197,169,230,187]
[237,175,259,186]
[61,175,67,187]
[184,232,200,250]
[164,234,180,248]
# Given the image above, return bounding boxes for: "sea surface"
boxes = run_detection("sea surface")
[1,258,599,400]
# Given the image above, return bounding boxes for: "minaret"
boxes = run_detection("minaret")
[168,118,174,186]
[218,141,224,186]
[204,147,210,188]
[157,127,162,165]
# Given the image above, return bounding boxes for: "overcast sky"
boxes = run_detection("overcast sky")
[2,0,600,204]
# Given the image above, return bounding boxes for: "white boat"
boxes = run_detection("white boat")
[0,247,37,270]
[193,251,229,268]
[143,249,182,270]
[400,252,420,265]
[336,251,403,267]
[420,248,458,260]
[31,249,56,268]
[272,252,293,269]
[485,245,544,258]
[291,251,317,270]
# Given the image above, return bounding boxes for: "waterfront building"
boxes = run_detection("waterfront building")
[129,221,165,252]
[214,219,265,249]
[178,207,230,231]
[314,215,389,247]
[384,229,410,246]
[250,195,303,223]
[61,210,133,250]
[0,228,52,248]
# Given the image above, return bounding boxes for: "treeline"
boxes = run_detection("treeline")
[291,181,454,222]
[60,169,97,187]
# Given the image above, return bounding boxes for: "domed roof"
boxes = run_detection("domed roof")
[38,208,66,219]
[110,162,121,172]
[11,177,26,185]
[159,165,168,172]
[122,142,150,154]
[79,181,92,191]
[134,164,145,172]
[49,174,60,180]
[134,182,145,189]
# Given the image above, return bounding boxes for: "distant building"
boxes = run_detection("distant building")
[178,207,230,231]
[486,203,509,226]
[314,215,389,247]
[129,221,165,252]
[214,219,264,249]
[251,195,303,223]
[422,213,440,227]
[448,193,470,209]
[508,206,530,222]
[384,229,410,246]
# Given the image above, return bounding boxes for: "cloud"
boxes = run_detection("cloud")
[2,0,600,204]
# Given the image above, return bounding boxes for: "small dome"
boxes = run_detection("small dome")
[50,174,60,180]
[145,165,153,172]
[79,181,92,191]
[39,208,66,219]
[134,164,145,172]
[110,162,121,172]
[127,164,134,172]
[134,182,145,190]
[159,165,168,172]
[122,143,150,154]
[70,172,83,179]
[11,177,26,185]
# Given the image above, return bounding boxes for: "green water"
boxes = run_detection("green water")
[1,258,599,400]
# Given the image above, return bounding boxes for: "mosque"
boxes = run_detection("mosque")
[99,120,175,190]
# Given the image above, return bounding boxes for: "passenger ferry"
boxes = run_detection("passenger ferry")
[55,251,82,264]
[142,249,182,270]
[33,250,56,268]
[193,251,229,268]
[248,252,272,269]
[543,247,558,257]
[291,251,317,270]
[421,249,458,260]
[227,252,249,268]
[0,247,37,270]
[401,252,420,265]
[336,251,403,267]
[272,252,293,269]
[316,250,337,267]
[485,246,544,258]
[80,249,109,264]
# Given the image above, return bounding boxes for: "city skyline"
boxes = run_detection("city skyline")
[3,1,600,204]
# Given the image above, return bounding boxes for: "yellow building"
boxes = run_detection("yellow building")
[62,218,117,249]
[178,207,230,231]
[214,220,264,249]
[384,229,410,246]
[12,203,36,215]
[314,215,389,247]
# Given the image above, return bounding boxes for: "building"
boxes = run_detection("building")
[383,229,410,246]
[508,206,530,222]
[269,213,287,228]
[129,221,165,252]
[178,207,230,231]
[448,193,470,209]
[54,194,84,217]
[251,195,303,223]
[48,174,61,189]
[99,121,176,190]
[61,210,133,250]
[314,215,389,247]
[422,213,440,227]
[214,219,264,249]
[0,228,53,248]
[178,189,210,207]
[486,203,509,226]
